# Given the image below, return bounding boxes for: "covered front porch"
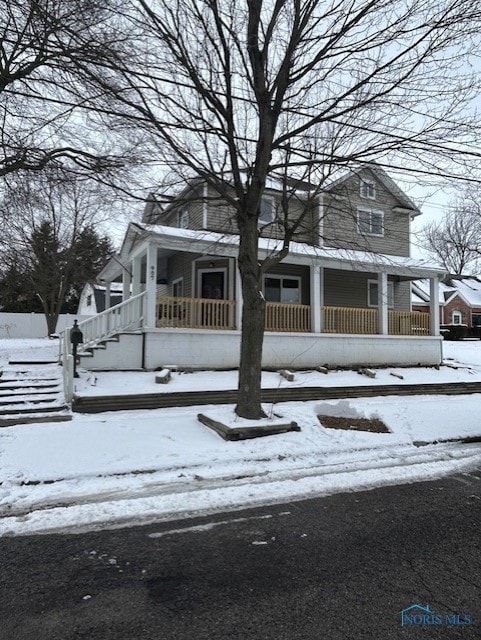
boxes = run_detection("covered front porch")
[73,223,445,371]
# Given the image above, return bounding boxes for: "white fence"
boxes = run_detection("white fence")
[0,313,92,339]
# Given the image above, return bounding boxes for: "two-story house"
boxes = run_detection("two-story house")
[72,164,445,371]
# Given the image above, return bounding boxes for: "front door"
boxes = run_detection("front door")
[198,269,227,328]
[200,270,226,299]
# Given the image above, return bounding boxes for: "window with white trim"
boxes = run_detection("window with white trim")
[264,275,301,303]
[360,179,376,199]
[172,277,184,297]
[358,208,384,236]
[177,208,189,228]
[472,313,481,327]
[368,280,394,307]
[259,196,274,224]
[452,310,462,325]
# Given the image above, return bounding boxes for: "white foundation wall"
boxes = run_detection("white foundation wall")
[78,333,143,370]
[142,329,443,370]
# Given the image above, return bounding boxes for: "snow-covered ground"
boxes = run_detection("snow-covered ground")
[0,337,481,536]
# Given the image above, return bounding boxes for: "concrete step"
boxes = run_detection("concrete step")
[0,386,61,398]
[0,364,71,427]
[8,359,59,365]
[0,401,69,415]
[72,380,481,413]
[0,382,60,392]
[0,412,72,428]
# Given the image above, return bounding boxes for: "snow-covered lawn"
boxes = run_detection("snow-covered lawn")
[0,337,481,536]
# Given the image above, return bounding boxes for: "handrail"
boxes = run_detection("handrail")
[77,291,146,346]
[61,292,146,401]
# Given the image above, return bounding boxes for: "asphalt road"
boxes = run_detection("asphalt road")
[1,464,480,640]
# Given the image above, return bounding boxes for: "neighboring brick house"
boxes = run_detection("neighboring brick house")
[70,163,446,371]
[412,277,481,333]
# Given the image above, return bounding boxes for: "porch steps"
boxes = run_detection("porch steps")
[78,335,121,357]
[72,380,481,413]
[0,365,72,427]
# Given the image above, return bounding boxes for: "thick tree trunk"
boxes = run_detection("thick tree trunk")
[235,214,266,419]
[45,313,59,336]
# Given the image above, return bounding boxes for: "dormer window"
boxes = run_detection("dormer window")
[259,196,274,223]
[178,208,189,228]
[360,179,376,200]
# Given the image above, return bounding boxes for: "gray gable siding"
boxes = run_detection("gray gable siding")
[323,269,410,310]
[168,252,202,296]
[205,186,318,245]
[322,169,411,257]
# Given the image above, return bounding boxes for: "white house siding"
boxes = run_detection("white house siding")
[322,169,411,257]
[141,329,442,370]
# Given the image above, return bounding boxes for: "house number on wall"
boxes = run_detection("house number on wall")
[150,266,155,280]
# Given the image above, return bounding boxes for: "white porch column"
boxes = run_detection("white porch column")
[132,255,142,297]
[310,265,321,333]
[235,261,243,330]
[378,272,389,335]
[429,275,440,336]
[320,267,325,331]
[122,266,131,301]
[104,282,111,309]
[145,243,158,328]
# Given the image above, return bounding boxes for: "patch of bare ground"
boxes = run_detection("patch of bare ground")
[318,415,390,433]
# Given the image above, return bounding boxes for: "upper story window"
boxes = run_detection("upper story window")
[360,179,376,199]
[358,208,384,237]
[87,294,92,306]
[177,208,189,228]
[259,196,274,224]
[368,280,394,307]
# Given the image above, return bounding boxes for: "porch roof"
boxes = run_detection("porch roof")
[99,222,447,282]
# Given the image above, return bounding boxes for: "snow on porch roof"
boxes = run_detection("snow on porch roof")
[99,222,446,281]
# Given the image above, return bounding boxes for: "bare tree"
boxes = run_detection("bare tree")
[420,191,481,274]
[0,170,115,333]
[91,0,481,418]
[0,0,138,179]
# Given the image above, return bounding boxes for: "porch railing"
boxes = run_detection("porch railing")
[157,296,235,329]
[322,306,378,334]
[155,297,431,336]
[388,310,430,336]
[265,302,311,332]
